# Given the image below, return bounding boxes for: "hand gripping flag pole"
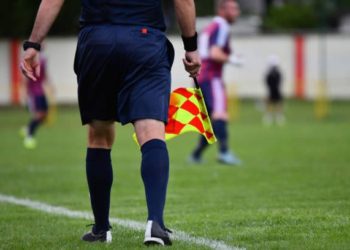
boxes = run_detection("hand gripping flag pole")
[133,77,217,144]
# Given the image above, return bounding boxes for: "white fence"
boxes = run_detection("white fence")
[0,35,349,105]
[0,42,11,105]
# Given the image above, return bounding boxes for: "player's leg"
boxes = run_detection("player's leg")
[212,119,228,152]
[275,101,286,126]
[211,78,241,165]
[190,136,209,163]
[82,120,114,242]
[263,99,274,126]
[212,118,242,165]
[27,111,47,136]
[23,95,48,149]
[190,81,212,163]
[134,119,172,246]
[211,78,229,152]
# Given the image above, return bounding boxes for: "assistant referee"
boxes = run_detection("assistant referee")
[21,0,201,246]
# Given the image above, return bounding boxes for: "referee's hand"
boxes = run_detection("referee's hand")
[183,51,201,78]
[20,48,40,82]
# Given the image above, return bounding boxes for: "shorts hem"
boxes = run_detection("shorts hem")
[81,116,116,125]
[121,114,167,126]
[81,114,168,126]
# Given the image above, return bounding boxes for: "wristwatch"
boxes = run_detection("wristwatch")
[23,41,41,51]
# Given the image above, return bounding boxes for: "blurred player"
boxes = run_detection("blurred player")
[20,53,49,149]
[190,0,243,165]
[263,55,285,126]
[20,0,200,246]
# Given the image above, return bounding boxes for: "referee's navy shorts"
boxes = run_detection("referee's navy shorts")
[74,24,174,125]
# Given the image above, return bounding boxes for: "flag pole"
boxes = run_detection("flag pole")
[193,77,200,89]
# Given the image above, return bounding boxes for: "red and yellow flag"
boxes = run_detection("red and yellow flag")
[133,87,216,144]
[165,87,216,143]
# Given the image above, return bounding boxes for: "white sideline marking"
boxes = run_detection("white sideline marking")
[0,194,244,250]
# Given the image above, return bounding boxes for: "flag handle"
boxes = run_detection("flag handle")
[193,77,200,89]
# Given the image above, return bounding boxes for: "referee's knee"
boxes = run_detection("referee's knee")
[134,119,165,146]
[88,120,115,149]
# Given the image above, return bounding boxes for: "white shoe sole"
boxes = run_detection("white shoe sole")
[144,237,165,245]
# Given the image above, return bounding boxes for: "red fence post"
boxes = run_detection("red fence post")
[10,40,22,105]
[294,35,305,99]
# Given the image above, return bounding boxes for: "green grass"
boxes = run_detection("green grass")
[0,100,349,249]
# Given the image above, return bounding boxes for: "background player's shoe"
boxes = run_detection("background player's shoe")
[218,151,242,166]
[81,226,112,243]
[23,137,37,149]
[144,220,172,246]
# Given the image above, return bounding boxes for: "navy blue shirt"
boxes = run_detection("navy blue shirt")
[80,0,166,31]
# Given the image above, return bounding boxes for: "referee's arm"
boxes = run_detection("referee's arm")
[21,0,65,81]
[174,0,201,77]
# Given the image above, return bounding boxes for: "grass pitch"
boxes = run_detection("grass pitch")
[0,100,349,249]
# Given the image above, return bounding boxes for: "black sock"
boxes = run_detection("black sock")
[86,148,113,233]
[141,139,169,228]
[213,120,228,153]
[192,135,209,159]
[28,119,42,136]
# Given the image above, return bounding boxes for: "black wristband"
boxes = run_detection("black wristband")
[23,41,41,51]
[181,32,198,52]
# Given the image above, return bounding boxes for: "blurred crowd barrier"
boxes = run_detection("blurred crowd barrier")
[0,35,349,105]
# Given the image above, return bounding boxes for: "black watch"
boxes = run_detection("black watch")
[23,41,41,52]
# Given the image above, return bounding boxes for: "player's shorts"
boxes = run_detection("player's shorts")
[74,24,174,125]
[199,77,227,115]
[28,95,48,113]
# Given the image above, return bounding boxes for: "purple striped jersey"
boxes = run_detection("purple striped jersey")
[198,16,231,83]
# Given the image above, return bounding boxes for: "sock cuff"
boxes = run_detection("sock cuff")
[141,139,166,154]
[86,148,111,162]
